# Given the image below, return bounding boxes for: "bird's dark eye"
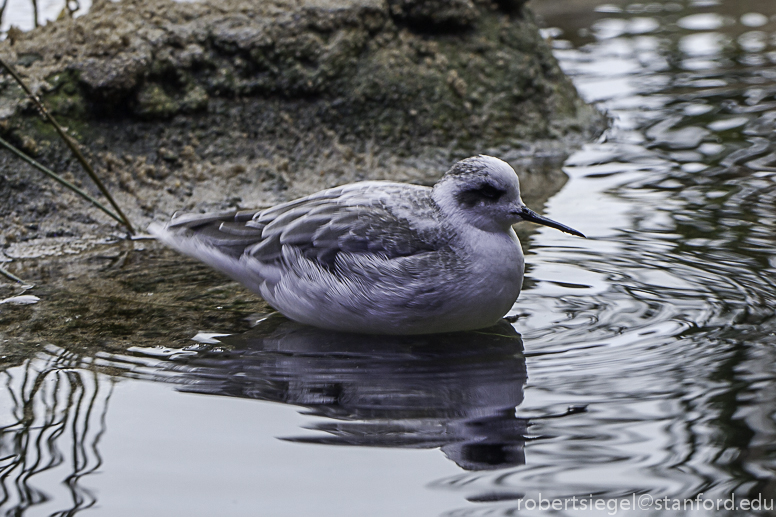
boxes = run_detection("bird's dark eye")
[475,184,505,200]
[457,183,507,207]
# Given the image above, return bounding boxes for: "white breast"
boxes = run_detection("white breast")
[444,225,524,329]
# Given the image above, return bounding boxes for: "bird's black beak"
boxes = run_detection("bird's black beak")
[518,207,585,238]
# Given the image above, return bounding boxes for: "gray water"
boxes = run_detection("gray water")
[3,0,776,515]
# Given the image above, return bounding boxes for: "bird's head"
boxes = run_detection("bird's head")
[433,155,585,237]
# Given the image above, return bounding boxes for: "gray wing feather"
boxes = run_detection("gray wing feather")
[235,209,261,222]
[169,209,238,229]
[162,182,447,269]
[262,203,327,236]
[279,214,336,245]
[256,187,344,224]
[219,221,264,237]
[246,234,283,261]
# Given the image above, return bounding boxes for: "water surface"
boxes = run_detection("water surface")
[3,0,776,515]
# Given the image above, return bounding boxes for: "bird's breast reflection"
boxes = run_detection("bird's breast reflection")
[172,318,530,471]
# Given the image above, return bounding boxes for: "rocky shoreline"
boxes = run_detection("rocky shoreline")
[0,0,604,259]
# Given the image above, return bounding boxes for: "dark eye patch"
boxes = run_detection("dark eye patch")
[476,184,505,199]
[457,183,507,207]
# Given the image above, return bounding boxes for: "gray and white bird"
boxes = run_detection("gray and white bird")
[149,155,584,335]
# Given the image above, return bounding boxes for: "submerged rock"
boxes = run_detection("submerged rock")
[0,0,604,257]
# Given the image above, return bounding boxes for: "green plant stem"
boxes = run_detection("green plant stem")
[0,264,26,284]
[0,0,9,28]
[0,136,125,225]
[0,56,135,234]
[31,0,38,27]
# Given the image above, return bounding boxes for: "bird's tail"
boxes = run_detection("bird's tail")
[147,222,266,296]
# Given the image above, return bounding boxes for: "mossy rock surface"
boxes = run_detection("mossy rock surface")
[0,0,604,257]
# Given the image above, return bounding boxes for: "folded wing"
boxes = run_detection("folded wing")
[165,182,446,269]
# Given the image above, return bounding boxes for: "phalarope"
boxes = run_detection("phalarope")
[150,155,584,334]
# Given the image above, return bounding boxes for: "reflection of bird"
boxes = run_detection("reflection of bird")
[150,155,583,334]
[174,319,531,471]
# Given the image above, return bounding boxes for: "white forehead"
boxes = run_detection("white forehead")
[476,155,519,184]
[439,154,522,193]
[453,155,521,195]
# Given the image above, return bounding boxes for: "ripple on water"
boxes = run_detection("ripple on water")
[4,0,776,513]
[429,0,776,504]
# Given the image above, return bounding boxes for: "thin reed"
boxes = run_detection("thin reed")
[0,264,27,284]
[0,135,124,224]
[0,56,135,234]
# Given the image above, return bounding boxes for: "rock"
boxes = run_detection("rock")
[0,0,605,257]
[387,0,479,29]
[76,53,150,109]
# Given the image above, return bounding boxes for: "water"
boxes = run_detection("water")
[0,0,93,33]
[3,0,776,515]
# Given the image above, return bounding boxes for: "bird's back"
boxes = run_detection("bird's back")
[155,181,450,265]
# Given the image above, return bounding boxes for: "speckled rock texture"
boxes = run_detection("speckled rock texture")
[0,0,604,259]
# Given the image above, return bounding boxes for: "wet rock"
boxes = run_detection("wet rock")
[0,0,605,256]
[387,0,479,29]
[76,53,150,110]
